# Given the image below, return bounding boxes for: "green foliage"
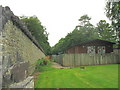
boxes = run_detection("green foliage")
[37,58,51,66]
[35,64,118,88]
[20,16,51,55]
[105,2,120,48]
[52,14,118,54]
[96,20,116,42]
[35,58,52,72]
[52,15,99,54]
[78,14,92,27]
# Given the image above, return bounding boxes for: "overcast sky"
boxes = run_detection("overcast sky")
[0,0,109,46]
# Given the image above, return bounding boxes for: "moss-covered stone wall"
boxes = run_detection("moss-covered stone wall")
[0,6,45,88]
[3,20,45,74]
[2,20,45,88]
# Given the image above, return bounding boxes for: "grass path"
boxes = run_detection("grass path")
[35,64,118,88]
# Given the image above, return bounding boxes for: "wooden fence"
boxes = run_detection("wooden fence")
[113,49,120,55]
[52,53,120,67]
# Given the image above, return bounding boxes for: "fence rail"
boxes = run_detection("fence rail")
[52,53,120,67]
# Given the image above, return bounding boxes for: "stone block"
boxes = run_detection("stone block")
[0,6,2,31]
[0,56,2,65]
[2,62,29,88]
[11,62,29,83]
[0,45,2,52]
[25,79,34,88]
[9,76,34,88]
[0,83,2,90]
[0,71,2,89]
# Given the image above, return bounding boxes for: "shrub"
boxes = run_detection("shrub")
[37,58,51,66]
[35,58,52,72]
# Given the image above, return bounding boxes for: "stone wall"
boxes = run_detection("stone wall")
[0,6,45,88]
[0,5,3,90]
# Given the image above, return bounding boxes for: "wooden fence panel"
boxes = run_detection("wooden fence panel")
[117,54,120,64]
[71,54,75,67]
[62,54,65,66]
[64,54,69,66]
[52,53,120,67]
[80,54,84,66]
[75,54,80,67]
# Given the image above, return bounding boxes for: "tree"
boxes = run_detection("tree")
[96,20,116,42]
[76,15,99,43]
[20,16,51,55]
[52,15,99,54]
[78,14,91,27]
[105,1,120,48]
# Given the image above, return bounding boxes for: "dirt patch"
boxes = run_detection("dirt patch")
[51,62,70,69]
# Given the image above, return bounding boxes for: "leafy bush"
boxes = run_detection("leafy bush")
[37,58,51,66]
[35,58,51,72]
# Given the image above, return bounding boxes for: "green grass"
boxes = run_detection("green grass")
[35,65,57,72]
[35,64,119,88]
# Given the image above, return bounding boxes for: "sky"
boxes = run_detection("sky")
[0,0,109,46]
